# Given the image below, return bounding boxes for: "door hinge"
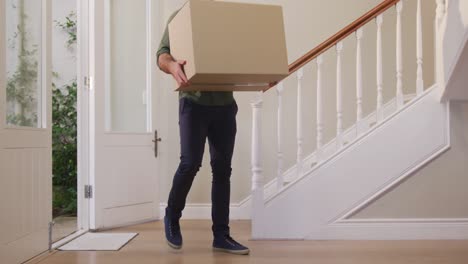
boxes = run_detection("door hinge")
[84,76,94,91]
[85,185,93,199]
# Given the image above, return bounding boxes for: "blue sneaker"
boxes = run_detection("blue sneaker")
[164,216,182,249]
[213,235,250,255]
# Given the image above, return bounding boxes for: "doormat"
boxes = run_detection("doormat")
[58,232,138,251]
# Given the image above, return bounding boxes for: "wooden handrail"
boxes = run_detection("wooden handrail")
[288,0,399,75]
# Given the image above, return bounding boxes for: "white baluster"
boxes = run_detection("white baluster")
[276,82,284,190]
[336,42,344,149]
[376,15,384,123]
[251,92,264,237]
[435,0,446,88]
[436,0,447,24]
[296,69,304,177]
[416,0,424,95]
[356,28,364,135]
[316,55,324,163]
[396,1,404,109]
[436,0,446,26]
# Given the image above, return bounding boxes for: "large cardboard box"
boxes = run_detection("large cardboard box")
[168,0,289,91]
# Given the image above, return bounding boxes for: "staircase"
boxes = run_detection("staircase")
[249,0,467,240]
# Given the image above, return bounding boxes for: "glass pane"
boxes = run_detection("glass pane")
[107,0,148,132]
[5,0,42,128]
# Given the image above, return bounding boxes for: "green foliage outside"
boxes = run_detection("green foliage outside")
[55,11,77,49]
[52,12,78,217]
[52,80,77,217]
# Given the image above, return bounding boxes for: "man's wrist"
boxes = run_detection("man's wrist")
[168,60,179,74]
[158,53,175,74]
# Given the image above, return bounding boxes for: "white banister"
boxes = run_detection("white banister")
[356,28,364,135]
[376,15,384,123]
[396,1,404,109]
[296,69,304,177]
[316,55,324,162]
[251,91,264,236]
[336,42,344,149]
[276,82,284,190]
[416,0,424,95]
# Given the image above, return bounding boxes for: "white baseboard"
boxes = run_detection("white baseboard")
[159,196,252,220]
[308,219,468,240]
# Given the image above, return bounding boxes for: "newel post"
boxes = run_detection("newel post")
[276,82,285,190]
[395,1,404,109]
[251,91,264,238]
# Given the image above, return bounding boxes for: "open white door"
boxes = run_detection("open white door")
[89,0,161,230]
[0,0,52,263]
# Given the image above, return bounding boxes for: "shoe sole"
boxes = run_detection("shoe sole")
[166,240,182,250]
[213,247,250,255]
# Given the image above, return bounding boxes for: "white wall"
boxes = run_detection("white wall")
[460,0,468,26]
[442,0,467,85]
[440,0,468,101]
[52,0,77,89]
[158,0,437,208]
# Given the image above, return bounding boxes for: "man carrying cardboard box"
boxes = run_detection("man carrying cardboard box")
[156,10,250,255]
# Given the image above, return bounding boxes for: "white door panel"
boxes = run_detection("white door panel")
[98,146,157,207]
[90,0,160,230]
[102,202,156,228]
[2,129,50,148]
[0,0,52,263]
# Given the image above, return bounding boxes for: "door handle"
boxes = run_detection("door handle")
[152,130,162,158]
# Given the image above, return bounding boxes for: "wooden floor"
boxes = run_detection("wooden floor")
[51,216,77,243]
[30,220,468,264]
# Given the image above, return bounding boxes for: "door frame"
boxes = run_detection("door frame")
[76,0,90,234]
[51,0,91,249]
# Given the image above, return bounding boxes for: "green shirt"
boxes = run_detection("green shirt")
[157,11,234,106]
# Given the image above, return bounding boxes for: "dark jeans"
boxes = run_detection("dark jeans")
[166,97,238,237]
